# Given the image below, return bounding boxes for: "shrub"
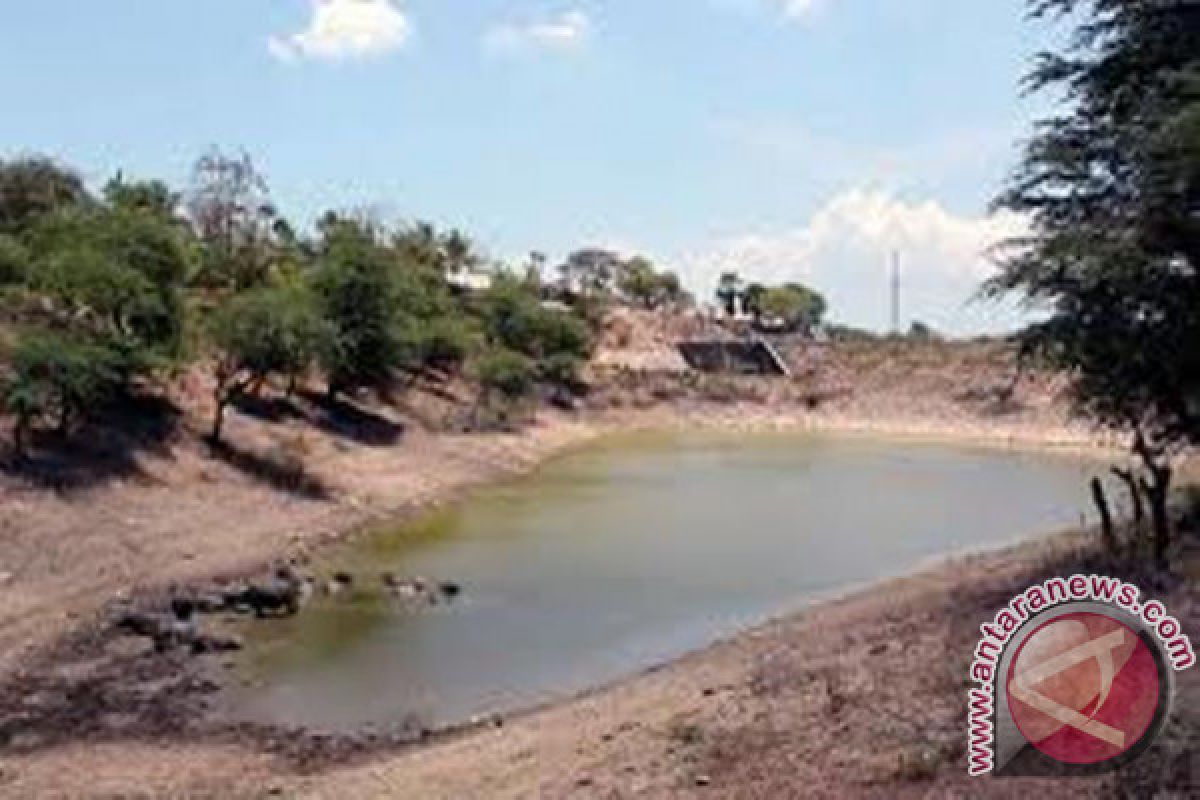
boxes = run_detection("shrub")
[4,329,124,451]
[475,348,534,401]
[0,234,28,286]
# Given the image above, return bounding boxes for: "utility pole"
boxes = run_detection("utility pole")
[890,250,901,334]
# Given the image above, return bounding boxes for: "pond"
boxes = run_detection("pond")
[231,431,1104,732]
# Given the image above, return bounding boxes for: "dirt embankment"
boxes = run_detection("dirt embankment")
[2,323,1180,798]
[0,326,1105,678]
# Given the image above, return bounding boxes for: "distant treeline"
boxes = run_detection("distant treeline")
[0,150,688,453]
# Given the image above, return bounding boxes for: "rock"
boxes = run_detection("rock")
[695,775,712,787]
[170,596,198,621]
[225,582,300,617]
[191,592,229,613]
[190,633,243,654]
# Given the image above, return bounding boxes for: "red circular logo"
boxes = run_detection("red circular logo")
[1006,611,1161,765]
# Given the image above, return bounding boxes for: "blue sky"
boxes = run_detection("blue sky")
[0,1,1067,333]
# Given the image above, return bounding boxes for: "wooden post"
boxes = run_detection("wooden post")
[1091,477,1117,557]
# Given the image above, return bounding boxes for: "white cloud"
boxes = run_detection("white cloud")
[269,0,412,63]
[777,0,821,20]
[677,189,1029,334]
[484,10,591,55]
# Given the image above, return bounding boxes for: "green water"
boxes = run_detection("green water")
[233,431,1103,732]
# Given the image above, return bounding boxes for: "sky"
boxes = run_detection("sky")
[0,1,1071,334]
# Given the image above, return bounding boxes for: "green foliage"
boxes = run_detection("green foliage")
[532,306,590,361]
[0,150,610,449]
[759,284,827,333]
[24,203,191,361]
[0,234,29,286]
[991,0,1200,446]
[617,256,689,310]
[479,273,591,390]
[4,329,123,440]
[310,219,409,395]
[412,314,477,371]
[212,287,328,386]
[474,347,534,401]
[991,0,1200,565]
[480,273,547,355]
[104,176,179,219]
[0,156,87,235]
[538,352,584,390]
[742,282,766,319]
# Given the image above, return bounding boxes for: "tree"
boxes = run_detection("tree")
[988,0,1200,566]
[104,176,180,220]
[742,282,767,322]
[186,149,277,290]
[0,167,193,453]
[24,201,191,366]
[310,218,407,399]
[617,256,659,308]
[475,348,534,403]
[558,248,620,297]
[4,329,122,450]
[616,256,689,310]
[476,272,591,398]
[441,228,479,276]
[0,156,87,235]
[758,283,827,333]
[657,271,690,309]
[207,287,329,441]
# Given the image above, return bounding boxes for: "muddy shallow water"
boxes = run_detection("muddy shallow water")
[231,431,1104,732]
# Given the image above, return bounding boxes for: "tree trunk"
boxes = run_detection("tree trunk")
[1133,430,1174,569]
[1111,467,1143,560]
[1091,477,1117,557]
[1142,467,1173,569]
[211,395,227,443]
[12,414,28,461]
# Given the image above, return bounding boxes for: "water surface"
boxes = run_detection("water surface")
[234,431,1102,731]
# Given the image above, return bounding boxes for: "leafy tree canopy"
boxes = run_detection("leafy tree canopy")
[990,0,1200,563]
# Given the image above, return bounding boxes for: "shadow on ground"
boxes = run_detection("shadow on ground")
[206,439,331,500]
[0,393,180,491]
